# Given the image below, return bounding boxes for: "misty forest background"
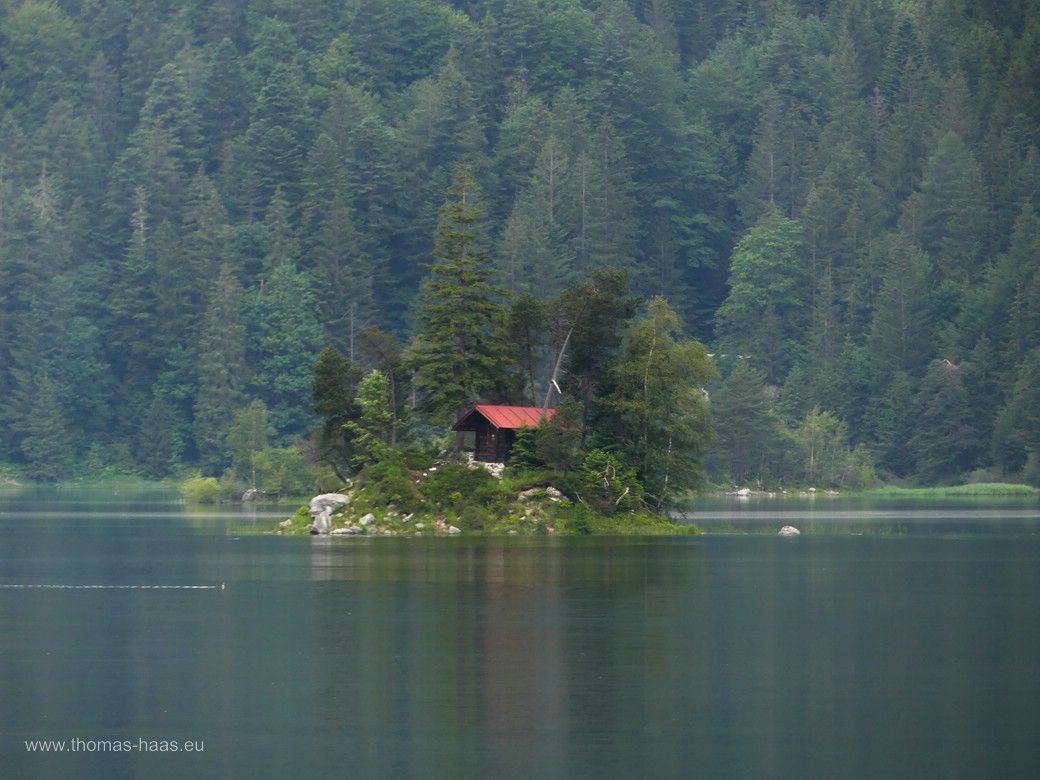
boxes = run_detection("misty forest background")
[1,0,1039,489]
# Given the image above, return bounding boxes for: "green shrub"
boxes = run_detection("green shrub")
[508,428,544,469]
[843,444,878,490]
[400,446,434,470]
[180,473,221,503]
[570,504,593,535]
[422,464,503,510]
[360,460,421,511]
[252,444,320,495]
[457,504,487,531]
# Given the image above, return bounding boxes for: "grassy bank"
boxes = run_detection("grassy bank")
[862,483,1039,498]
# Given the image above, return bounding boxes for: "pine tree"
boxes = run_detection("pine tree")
[498,133,576,296]
[909,359,979,483]
[135,391,186,478]
[343,369,397,468]
[909,130,987,281]
[708,360,779,486]
[312,346,361,474]
[992,348,1040,476]
[311,193,376,344]
[21,374,73,483]
[412,165,512,422]
[246,262,325,439]
[193,265,248,472]
[198,38,248,171]
[867,234,935,378]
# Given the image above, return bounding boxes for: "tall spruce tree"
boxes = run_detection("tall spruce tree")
[412,165,512,422]
[246,261,325,439]
[21,374,73,483]
[193,265,248,472]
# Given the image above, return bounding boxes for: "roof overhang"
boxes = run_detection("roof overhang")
[453,404,556,431]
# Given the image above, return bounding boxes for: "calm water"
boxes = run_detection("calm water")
[2,490,1040,778]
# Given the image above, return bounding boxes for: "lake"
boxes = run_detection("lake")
[2,489,1039,778]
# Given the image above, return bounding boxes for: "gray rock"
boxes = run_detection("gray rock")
[278,518,293,529]
[518,488,542,501]
[359,513,375,526]
[545,486,563,500]
[309,493,352,535]
[507,529,519,536]
[415,522,425,530]
[778,525,801,537]
[330,527,354,536]
[735,487,751,496]
[448,525,462,535]
[242,488,268,502]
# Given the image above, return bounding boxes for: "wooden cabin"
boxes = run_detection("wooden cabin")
[453,404,556,463]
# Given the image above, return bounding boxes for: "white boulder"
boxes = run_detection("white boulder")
[778,526,801,537]
[309,493,351,534]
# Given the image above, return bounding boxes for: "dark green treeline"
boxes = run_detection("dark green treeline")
[0,0,1038,485]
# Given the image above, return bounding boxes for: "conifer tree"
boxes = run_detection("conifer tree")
[909,359,979,483]
[21,374,72,483]
[193,264,248,472]
[312,346,361,474]
[246,262,324,439]
[708,360,779,486]
[412,165,512,422]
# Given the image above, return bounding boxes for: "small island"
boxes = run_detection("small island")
[272,169,714,537]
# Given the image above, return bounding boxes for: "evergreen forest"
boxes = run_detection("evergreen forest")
[1,0,1039,489]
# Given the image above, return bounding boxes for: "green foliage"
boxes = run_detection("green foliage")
[20,374,72,483]
[0,0,1037,490]
[568,449,643,515]
[227,400,274,484]
[311,346,361,473]
[422,463,504,512]
[715,211,808,383]
[180,473,221,504]
[411,165,513,421]
[193,265,247,473]
[845,444,879,491]
[343,369,397,468]
[601,298,716,506]
[250,445,319,496]
[510,402,584,474]
[707,361,780,486]
[909,359,979,484]
[246,262,325,439]
[790,407,856,488]
[864,483,1039,498]
[358,460,422,512]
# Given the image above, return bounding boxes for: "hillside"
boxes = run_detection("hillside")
[1,0,1038,487]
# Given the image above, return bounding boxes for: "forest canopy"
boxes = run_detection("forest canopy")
[1,0,1038,489]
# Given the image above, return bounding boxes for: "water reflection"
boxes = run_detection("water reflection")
[3,494,1040,777]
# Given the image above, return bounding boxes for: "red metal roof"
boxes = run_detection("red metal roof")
[458,404,556,430]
